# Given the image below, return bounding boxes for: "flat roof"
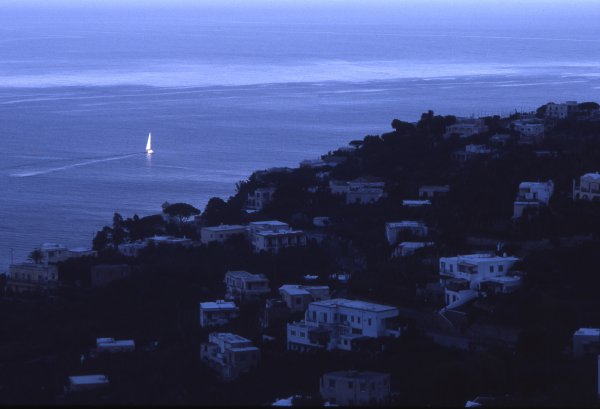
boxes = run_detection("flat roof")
[200,301,237,310]
[582,172,600,181]
[399,242,434,248]
[211,332,252,343]
[255,229,304,237]
[403,200,431,206]
[386,221,426,228]
[98,339,135,347]
[443,253,520,262]
[69,374,109,385]
[311,298,396,312]
[230,346,260,352]
[574,328,600,336]
[279,285,310,296]
[202,224,246,231]
[249,220,289,226]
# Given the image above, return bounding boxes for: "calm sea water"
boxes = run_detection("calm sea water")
[1,9,600,269]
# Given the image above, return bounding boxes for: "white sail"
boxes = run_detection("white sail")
[146,132,153,154]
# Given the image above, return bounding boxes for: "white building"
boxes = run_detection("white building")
[329,178,387,205]
[247,187,276,211]
[573,172,600,202]
[200,332,260,381]
[253,229,307,253]
[7,262,59,293]
[545,101,578,119]
[443,120,488,139]
[224,270,270,301]
[513,180,554,218]
[33,243,97,266]
[573,328,600,358]
[286,298,400,352]
[402,200,431,207]
[419,185,450,199]
[320,370,391,406]
[511,120,545,143]
[385,221,428,245]
[199,300,239,328]
[392,241,434,258]
[200,224,247,244]
[65,374,109,393]
[117,241,148,257]
[439,253,521,307]
[279,285,331,313]
[96,338,135,353]
[147,235,193,247]
[248,220,290,235]
[313,217,331,227]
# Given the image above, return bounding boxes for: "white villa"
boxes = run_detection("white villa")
[286,298,400,352]
[279,284,331,313]
[7,262,59,294]
[200,224,247,244]
[253,229,307,253]
[439,253,521,308]
[96,338,135,353]
[573,172,600,202]
[545,101,578,119]
[329,177,387,205]
[247,187,276,211]
[199,300,239,328]
[65,374,109,393]
[443,119,488,139]
[224,270,270,301]
[385,221,428,245]
[200,332,260,381]
[513,180,554,218]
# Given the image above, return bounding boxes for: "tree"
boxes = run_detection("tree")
[112,212,126,248]
[202,197,229,226]
[162,203,201,225]
[28,249,43,264]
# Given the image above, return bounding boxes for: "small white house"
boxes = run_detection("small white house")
[224,270,271,301]
[573,328,600,358]
[320,371,391,406]
[385,221,428,245]
[443,120,488,139]
[247,187,276,211]
[573,172,600,202]
[66,374,109,393]
[513,180,554,218]
[96,338,135,353]
[200,225,247,244]
[287,298,400,352]
[439,253,520,307]
[279,285,330,312]
[545,101,578,119]
[200,300,239,328]
[200,332,260,381]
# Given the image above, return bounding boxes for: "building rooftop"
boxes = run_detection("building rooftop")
[310,298,396,312]
[386,221,426,228]
[202,224,246,231]
[574,328,600,337]
[402,200,432,206]
[249,220,289,226]
[442,253,520,263]
[398,241,434,249]
[255,229,304,237]
[519,181,553,189]
[582,172,600,181]
[200,300,238,310]
[211,332,253,344]
[68,374,109,385]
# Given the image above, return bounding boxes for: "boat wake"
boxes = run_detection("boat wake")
[10,153,142,177]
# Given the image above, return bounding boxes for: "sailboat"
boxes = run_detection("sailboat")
[146,132,154,154]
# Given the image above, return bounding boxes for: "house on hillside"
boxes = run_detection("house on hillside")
[224,270,270,302]
[199,300,239,328]
[385,221,428,245]
[200,332,260,381]
[513,180,554,218]
[200,224,247,244]
[286,298,400,352]
[573,172,600,202]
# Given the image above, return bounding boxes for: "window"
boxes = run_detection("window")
[351,316,355,323]
[312,311,317,321]
[334,313,338,321]
[329,380,336,388]
[441,261,446,271]
[291,330,296,336]
[368,318,372,326]
[340,314,347,322]
[499,265,504,272]
[295,297,302,305]
[449,264,454,272]
[357,317,361,324]
[489,265,494,273]
[300,332,306,338]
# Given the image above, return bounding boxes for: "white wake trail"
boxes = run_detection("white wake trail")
[10,153,141,177]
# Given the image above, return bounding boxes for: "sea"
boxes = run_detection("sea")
[1,6,600,270]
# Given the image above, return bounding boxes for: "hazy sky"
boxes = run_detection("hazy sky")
[1,0,599,31]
